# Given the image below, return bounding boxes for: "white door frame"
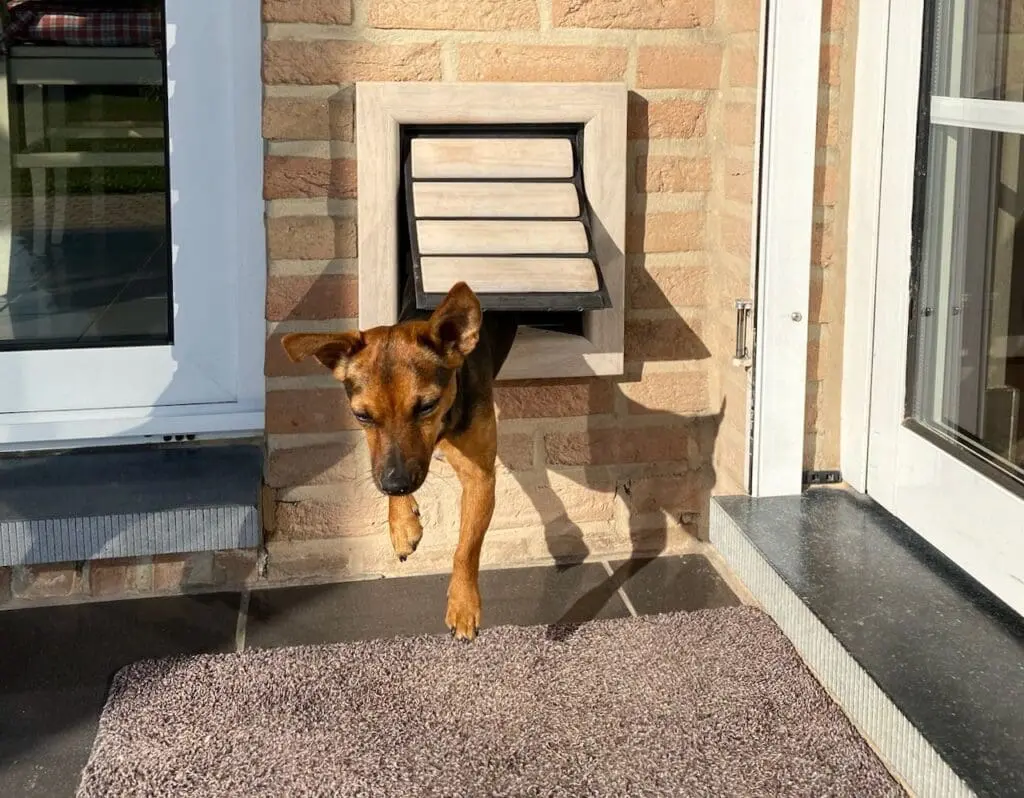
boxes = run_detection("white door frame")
[749,0,822,497]
[842,0,1024,616]
[0,0,265,450]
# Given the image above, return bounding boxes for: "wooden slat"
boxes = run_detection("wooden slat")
[413,182,579,218]
[410,138,573,179]
[416,220,588,255]
[420,256,598,294]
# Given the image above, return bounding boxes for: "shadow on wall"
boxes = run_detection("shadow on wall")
[265,92,726,631]
[504,93,722,634]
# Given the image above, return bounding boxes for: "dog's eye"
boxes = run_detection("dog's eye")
[416,399,439,417]
[351,409,374,425]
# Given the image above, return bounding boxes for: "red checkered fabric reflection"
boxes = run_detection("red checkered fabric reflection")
[2,2,163,51]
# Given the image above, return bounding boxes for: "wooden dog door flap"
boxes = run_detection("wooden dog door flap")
[402,125,612,312]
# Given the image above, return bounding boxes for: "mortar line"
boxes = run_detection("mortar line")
[235,588,251,652]
[602,559,638,617]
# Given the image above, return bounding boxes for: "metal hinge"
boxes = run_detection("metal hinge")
[733,299,753,367]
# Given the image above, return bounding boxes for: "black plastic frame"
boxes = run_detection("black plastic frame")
[399,123,612,312]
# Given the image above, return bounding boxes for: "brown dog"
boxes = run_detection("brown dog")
[280,282,518,640]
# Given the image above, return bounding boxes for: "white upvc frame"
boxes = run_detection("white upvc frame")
[0,0,266,449]
[750,0,822,497]
[843,0,1024,616]
[355,82,626,381]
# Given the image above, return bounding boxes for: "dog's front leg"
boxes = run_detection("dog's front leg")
[438,425,496,641]
[388,494,422,561]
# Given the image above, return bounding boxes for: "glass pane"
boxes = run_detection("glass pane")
[932,0,1024,100]
[0,0,170,351]
[911,124,1024,481]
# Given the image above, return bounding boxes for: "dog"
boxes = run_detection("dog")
[281,280,518,641]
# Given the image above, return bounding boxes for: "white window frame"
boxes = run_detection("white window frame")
[0,0,266,450]
[842,0,1024,616]
[749,0,822,496]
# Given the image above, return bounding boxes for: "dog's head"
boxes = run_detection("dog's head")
[280,282,482,496]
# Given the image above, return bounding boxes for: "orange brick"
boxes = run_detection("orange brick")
[263,95,353,141]
[263,0,352,23]
[628,263,708,309]
[497,433,534,471]
[721,213,752,260]
[274,498,386,540]
[544,425,698,466]
[626,212,704,254]
[625,317,708,362]
[728,47,759,88]
[637,45,722,89]
[722,0,760,32]
[0,567,10,606]
[622,473,708,516]
[370,0,538,30]
[266,216,357,260]
[457,44,627,82]
[552,0,713,29]
[811,222,836,267]
[724,157,754,203]
[494,380,614,419]
[823,0,847,31]
[724,102,757,146]
[817,100,840,147]
[266,439,365,488]
[266,274,358,322]
[263,41,441,84]
[629,97,707,139]
[266,389,360,434]
[264,158,356,200]
[12,564,84,599]
[820,44,841,86]
[621,371,709,415]
[89,558,150,597]
[152,553,216,591]
[213,550,259,586]
[636,156,711,193]
[814,164,839,206]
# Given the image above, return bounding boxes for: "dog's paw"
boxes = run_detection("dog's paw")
[445,582,481,642]
[389,499,422,561]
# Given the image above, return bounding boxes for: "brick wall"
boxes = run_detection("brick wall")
[0,0,764,608]
[261,0,761,582]
[806,0,857,471]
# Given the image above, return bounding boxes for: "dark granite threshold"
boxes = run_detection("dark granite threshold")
[0,443,262,566]
[712,488,1024,798]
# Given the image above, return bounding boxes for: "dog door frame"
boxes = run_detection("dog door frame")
[355,82,626,381]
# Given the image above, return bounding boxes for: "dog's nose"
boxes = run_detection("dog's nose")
[379,467,414,496]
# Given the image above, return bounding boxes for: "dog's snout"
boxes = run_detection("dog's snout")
[379,467,414,495]
[377,449,423,495]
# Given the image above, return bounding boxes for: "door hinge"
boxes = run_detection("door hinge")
[734,299,753,367]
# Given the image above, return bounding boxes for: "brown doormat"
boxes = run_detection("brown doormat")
[77,606,903,797]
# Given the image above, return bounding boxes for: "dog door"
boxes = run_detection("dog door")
[400,124,612,312]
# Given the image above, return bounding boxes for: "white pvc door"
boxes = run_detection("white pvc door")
[0,0,264,446]
[869,0,1024,615]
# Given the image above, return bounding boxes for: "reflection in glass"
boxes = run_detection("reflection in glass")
[0,0,170,350]
[912,1,1024,481]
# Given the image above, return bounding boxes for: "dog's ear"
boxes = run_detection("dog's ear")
[427,282,482,364]
[280,332,364,375]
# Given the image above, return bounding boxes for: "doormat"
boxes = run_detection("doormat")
[77,606,902,797]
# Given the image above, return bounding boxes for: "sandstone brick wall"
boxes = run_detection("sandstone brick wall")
[261,0,762,582]
[806,0,857,471]
[0,0,766,608]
